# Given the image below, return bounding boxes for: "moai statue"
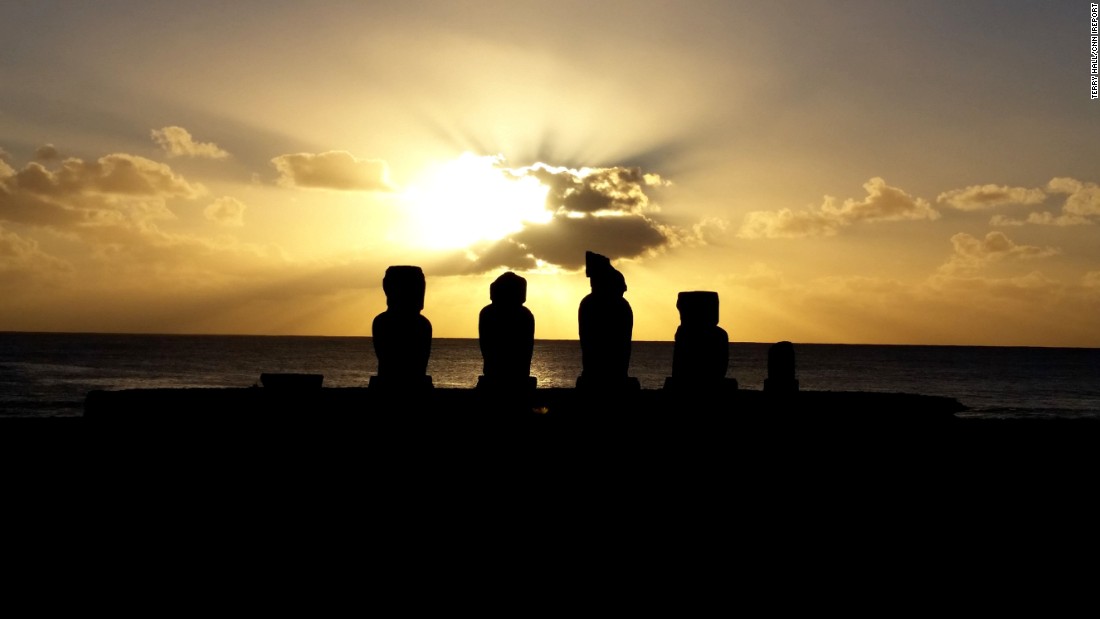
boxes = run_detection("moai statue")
[664,291,736,391]
[763,340,799,393]
[370,265,433,389]
[577,251,639,390]
[477,271,536,390]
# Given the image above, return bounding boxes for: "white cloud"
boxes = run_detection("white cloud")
[1048,177,1100,218]
[738,177,939,239]
[927,270,1064,306]
[991,211,1092,227]
[19,153,203,198]
[0,223,73,283]
[987,178,1100,226]
[939,231,1059,275]
[151,126,230,159]
[204,196,247,227]
[271,151,394,191]
[937,184,1045,210]
[0,152,204,229]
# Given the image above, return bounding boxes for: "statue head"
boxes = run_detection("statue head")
[677,291,719,327]
[382,265,426,312]
[585,250,627,296]
[490,271,527,306]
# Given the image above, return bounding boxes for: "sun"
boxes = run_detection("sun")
[401,153,552,249]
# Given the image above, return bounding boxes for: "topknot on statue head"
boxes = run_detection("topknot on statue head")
[677,291,719,327]
[585,251,627,295]
[382,265,425,312]
[585,251,612,278]
[489,271,527,306]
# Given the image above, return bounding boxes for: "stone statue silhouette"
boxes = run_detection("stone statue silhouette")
[764,340,799,393]
[577,251,638,390]
[370,265,433,389]
[478,271,536,389]
[665,291,735,390]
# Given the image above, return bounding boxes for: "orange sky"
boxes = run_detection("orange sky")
[2,1,1099,346]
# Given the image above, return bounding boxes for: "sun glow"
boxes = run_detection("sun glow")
[402,153,552,249]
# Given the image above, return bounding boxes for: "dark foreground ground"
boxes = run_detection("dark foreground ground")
[82,385,969,422]
[68,385,1100,447]
[0,385,1088,431]
[4,386,1096,522]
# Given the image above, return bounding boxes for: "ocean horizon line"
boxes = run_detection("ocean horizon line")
[2,330,1098,351]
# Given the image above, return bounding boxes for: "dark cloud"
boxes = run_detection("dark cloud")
[271,151,395,191]
[34,144,62,162]
[528,164,667,214]
[448,161,680,273]
[462,238,538,272]
[463,213,672,273]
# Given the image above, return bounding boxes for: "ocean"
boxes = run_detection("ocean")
[1,332,1098,419]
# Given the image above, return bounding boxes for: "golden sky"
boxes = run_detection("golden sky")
[2,1,1099,346]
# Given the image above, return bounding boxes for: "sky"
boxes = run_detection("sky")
[2,0,1099,346]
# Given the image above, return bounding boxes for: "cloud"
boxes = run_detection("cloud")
[990,211,1091,227]
[525,163,669,215]
[1049,177,1100,217]
[457,211,674,273]
[689,217,731,246]
[936,184,1045,210]
[738,177,939,238]
[12,153,203,199]
[446,162,681,273]
[720,262,786,290]
[0,223,73,284]
[271,151,394,191]
[151,126,230,159]
[204,196,246,227]
[939,231,1059,275]
[34,144,62,162]
[927,270,1065,307]
[988,177,1100,226]
[0,152,204,228]
[738,208,838,239]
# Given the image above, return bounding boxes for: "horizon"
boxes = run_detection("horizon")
[3,2,1099,348]
[5,330,1098,351]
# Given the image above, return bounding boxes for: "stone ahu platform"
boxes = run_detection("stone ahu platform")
[83,383,967,426]
[0,382,1076,469]
[79,381,1100,433]
[79,378,1100,439]
[71,384,1100,467]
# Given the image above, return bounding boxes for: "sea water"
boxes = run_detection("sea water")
[1,332,1098,419]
